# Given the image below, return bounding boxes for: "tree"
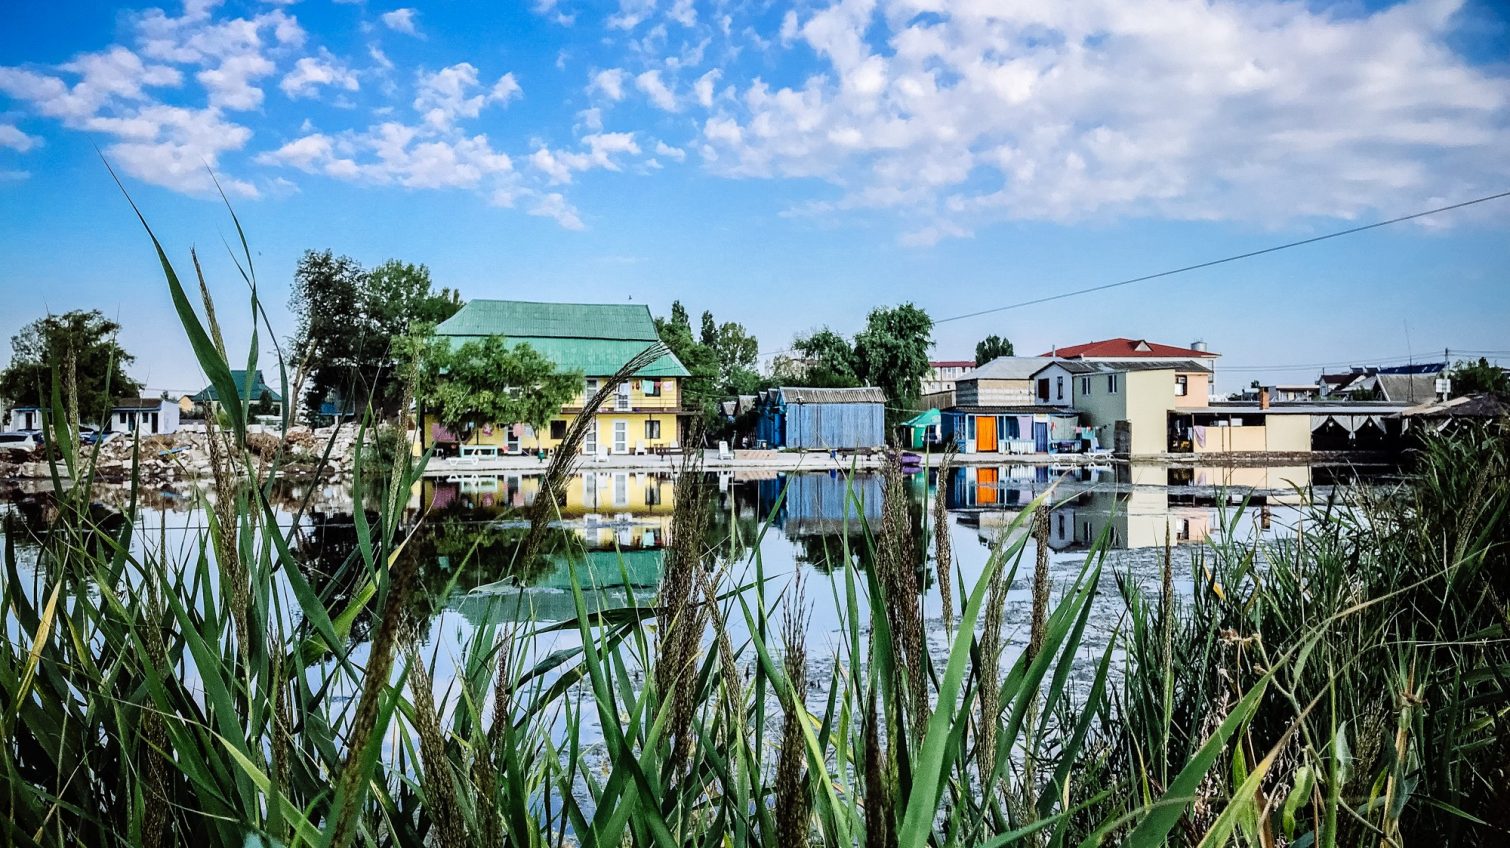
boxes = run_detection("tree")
[853,303,934,417]
[254,390,276,417]
[1,310,141,424]
[655,302,763,425]
[290,251,463,422]
[1448,358,1509,397]
[790,328,860,388]
[406,331,582,445]
[974,334,1014,366]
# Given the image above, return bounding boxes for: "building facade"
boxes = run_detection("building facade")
[422,300,691,456]
[753,386,887,450]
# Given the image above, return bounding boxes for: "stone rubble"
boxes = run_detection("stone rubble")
[0,424,395,484]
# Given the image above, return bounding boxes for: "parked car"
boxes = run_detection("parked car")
[0,432,40,456]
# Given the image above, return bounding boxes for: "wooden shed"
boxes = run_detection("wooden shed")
[754,386,887,450]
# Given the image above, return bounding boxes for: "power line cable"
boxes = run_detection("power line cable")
[760,188,1510,357]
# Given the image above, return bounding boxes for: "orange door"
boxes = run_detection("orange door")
[977,467,998,504]
[977,416,997,452]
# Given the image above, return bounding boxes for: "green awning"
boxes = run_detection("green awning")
[902,408,941,428]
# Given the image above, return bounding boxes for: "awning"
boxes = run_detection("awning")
[902,409,941,428]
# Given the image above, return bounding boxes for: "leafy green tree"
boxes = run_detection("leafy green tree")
[789,328,861,388]
[1448,358,1509,397]
[405,331,582,445]
[291,251,463,421]
[254,390,276,417]
[974,334,1014,366]
[853,303,934,417]
[656,302,762,424]
[1,310,141,423]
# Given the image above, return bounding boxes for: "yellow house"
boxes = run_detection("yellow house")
[420,300,691,455]
[1034,360,1215,455]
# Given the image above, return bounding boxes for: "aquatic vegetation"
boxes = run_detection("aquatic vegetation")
[1,192,1506,848]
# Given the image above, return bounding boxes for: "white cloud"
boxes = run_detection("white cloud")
[607,0,657,30]
[281,51,359,99]
[588,67,627,100]
[528,131,641,184]
[0,124,42,152]
[699,0,1510,242]
[380,8,420,36]
[259,122,513,189]
[693,68,720,107]
[667,0,696,27]
[528,191,584,229]
[0,169,30,181]
[413,63,521,128]
[635,69,678,111]
[654,140,685,161]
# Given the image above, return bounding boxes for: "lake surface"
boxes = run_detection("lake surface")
[1,460,1386,751]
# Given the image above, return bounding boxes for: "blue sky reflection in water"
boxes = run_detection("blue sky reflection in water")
[1,464,1371,757]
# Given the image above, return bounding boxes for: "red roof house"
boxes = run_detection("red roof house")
[1042,338,1219,360]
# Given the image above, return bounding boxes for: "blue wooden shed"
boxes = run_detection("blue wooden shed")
[754,386,887,450]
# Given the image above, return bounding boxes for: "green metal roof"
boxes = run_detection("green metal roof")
[193,369,283,403]
[436,299,660,341]
[436,299,689,378]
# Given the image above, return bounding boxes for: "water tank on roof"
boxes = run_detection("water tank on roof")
[1191,340,1208,353]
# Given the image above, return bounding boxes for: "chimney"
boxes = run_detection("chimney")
[1259,387,1270,410]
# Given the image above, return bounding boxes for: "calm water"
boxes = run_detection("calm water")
[1,461,1382,752]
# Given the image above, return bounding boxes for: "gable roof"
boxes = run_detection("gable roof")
[113,396,168,410]
[193,370,283,403]
[1043,338,1219,359]
[769,386,887,404]
[959,356,1057,382]
[434,299,689,378]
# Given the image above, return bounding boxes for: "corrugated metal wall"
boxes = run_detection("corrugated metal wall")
[784,401,886,449]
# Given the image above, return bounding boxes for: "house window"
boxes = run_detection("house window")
[1055,376,1064,401]
[616,382,631,411]
[643,379,661,397]
[1036,378,1049,401]
[645,419,662,439]
[119,412,128,424]
[550,420,567,440]
[645,481,662,505]
[1175,375,1188,397]
[583,379,599,402]
[1107,374,1118,394]
[1080,377,1091,395]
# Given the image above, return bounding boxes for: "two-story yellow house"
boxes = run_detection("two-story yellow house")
[419,299,691,455]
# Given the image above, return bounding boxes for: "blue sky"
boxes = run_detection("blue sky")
[1,0,1507,395]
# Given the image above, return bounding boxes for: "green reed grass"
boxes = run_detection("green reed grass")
[1,186,1505,848]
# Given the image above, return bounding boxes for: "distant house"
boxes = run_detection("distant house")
[423,299,691,455]
[954,357,1057,406]
[107,396,180,436]
[8,406,41,432]
[193,370,284,415]
[922,360,975,395]
[1031,358,1239,455]
[1402,393,1510,435]
[1045,337,1220,365]
[753,387,886,450]
[176,395,195,416]
[1323,363,1446,403]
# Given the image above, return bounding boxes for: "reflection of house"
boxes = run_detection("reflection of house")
[421,471,677,549]
[106,396,180,435]
[193,369,283,415]
[753,387,887,450]
[758,472,882,535]
[425,300,690,455]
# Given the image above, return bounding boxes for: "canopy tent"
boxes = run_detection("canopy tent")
[901,408,942,449]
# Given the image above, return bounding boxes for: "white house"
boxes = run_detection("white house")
[107,396,180,436]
